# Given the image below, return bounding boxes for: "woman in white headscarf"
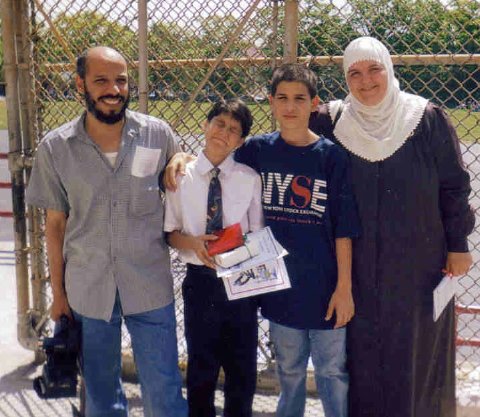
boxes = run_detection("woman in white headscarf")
[309,36,475,417]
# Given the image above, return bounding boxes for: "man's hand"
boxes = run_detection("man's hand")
[443,251,473,277]
[325,287,355,329]
[164,152,195,191]
[191,234,218,269]
[50,289,72,321]
[45,209,70,321]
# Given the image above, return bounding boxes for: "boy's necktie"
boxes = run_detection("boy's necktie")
[206,167,222,234]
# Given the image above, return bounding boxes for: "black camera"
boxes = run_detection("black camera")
[33,315,80,399]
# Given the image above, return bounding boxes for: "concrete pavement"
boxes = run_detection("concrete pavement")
[0,238,284,416]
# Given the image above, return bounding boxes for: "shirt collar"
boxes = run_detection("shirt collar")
[196,151,236,177]
[58,109,141,144]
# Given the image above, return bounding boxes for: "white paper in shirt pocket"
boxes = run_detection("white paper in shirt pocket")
[131,146,162,178]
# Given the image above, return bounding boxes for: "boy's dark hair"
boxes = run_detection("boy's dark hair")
[270,63,318,98]
[206,98,253,138]
[76,50,88,80]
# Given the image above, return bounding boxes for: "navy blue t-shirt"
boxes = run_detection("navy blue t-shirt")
[235,132,361,329]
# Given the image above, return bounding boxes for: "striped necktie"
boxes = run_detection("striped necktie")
[206,167,222,234]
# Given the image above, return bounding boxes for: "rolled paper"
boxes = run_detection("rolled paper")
[215,239,260,269]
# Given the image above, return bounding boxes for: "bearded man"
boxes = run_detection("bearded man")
[26,46,188,417]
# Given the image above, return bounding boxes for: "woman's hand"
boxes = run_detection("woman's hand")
[443,251,473,277]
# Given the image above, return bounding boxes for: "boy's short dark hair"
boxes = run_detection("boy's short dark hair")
[270,63,318,98]
[206,98,253,138]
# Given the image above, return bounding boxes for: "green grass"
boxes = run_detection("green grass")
[39,99,272,136]
[0,99,478,143]
[448,109,480,144]
[0,100,6,130]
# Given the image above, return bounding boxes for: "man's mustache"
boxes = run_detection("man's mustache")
[98,94,125,102]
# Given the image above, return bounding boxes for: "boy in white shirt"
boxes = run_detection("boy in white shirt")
[164,98,263,417]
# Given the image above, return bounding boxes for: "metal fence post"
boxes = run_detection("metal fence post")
[1,0,36,351]
[283,0,299,63]
[138,0,148,114]
[19,0,49,345]
[270,0,280,132]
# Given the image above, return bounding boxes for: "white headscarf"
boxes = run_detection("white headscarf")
[330,36,428,162]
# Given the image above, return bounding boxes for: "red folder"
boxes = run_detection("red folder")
[207,223,244,256]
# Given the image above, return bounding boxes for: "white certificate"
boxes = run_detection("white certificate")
[216,227,287,277]
[214,227,291,300]
[221,257,291,301]
[433,275,458,321]
[131,146,162,178]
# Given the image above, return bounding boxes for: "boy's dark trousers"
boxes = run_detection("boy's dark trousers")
[183,264,258,417]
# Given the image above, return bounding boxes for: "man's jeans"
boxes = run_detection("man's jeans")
[270,322,348,417]
[73,298,187,417]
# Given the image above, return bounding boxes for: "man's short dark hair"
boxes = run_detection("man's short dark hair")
[206,98,253,138]
[270,63,318,98]
[76,50,88,80]
[76,47,126,80]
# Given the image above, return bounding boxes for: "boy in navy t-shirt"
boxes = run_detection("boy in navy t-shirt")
[164,65,360,417]
[233,64,360,417]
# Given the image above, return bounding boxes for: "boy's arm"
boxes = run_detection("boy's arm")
[324,144,360,329]
[247,173,264,232]
[325,237,354,329]
[167,231,217,269]
[164,178,217,269]
[234,138,260,172]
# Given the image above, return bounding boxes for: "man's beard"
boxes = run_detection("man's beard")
[84,88,130,125]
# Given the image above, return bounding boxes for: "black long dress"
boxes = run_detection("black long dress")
[309,103,475,417]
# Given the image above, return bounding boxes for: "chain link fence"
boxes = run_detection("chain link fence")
[1,0,479,408]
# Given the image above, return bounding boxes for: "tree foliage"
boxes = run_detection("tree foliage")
[35,11,137,63]
[30,0,480,106]
[299,0,480,105]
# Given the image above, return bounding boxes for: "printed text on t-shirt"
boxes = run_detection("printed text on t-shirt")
[261,172,327,222]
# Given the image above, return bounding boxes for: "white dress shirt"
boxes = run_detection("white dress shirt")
[164,151,264,265]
